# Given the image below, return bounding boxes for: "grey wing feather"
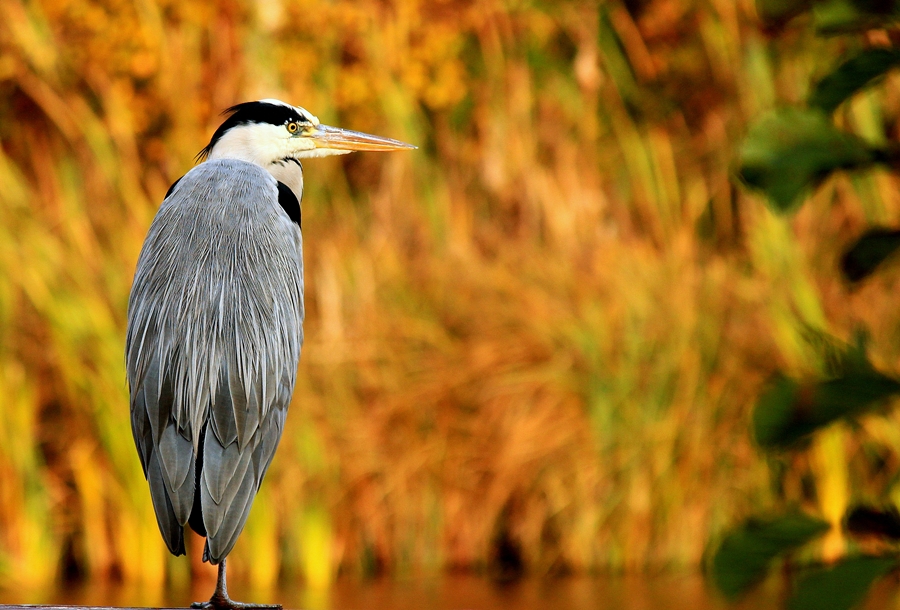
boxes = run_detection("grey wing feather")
[126,159,304,563]
[131,349,194,554]
[211,366,238,447]
[204,404,287,562]
[130,387,152,478]
[158,424,195,523]
[201,423,254,538]
[252,397,288,487]
[209,467,257,561]
[202,353,291,562]
[147,445,186,555]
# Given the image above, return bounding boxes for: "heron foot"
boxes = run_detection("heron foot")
[192,559,281,610]
[190,598,282,610]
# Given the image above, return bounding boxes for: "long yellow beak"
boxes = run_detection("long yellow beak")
[309,124,417,152]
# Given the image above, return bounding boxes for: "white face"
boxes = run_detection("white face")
[203,99,416,166]
[206,105,354,165]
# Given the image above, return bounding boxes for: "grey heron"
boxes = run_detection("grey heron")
[126,99,414,609]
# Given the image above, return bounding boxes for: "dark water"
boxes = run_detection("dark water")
[0,573,777,610]
[7,571,900,609]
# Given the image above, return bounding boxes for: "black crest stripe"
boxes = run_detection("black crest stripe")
[276,182,301,228]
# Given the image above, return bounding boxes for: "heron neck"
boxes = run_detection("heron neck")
[268,161,304,204]
[205,129,305,204]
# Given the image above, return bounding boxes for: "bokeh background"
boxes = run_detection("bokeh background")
[3,0,900,598]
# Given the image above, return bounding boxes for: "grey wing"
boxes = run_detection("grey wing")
[200,350,294,563]
[126,160,304,561]
[129,348,194,555]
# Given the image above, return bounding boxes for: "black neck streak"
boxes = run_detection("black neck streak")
[277,182,301,229]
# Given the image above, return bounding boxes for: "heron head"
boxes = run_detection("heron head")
[198,99,415,166]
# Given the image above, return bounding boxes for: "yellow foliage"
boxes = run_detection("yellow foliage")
[1,0,900,590]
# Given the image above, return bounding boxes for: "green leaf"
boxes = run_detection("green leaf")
[813,0,900,33]
[738,108,875,213]
[788,556,896,610]
[753,344,900,449]
[710,513,830,599]
[754,375,804,448]
[809,48,900,114]
[840,227,900,282]
[597,7,640,110]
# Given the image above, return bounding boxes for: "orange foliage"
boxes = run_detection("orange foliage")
[1,0,900,590]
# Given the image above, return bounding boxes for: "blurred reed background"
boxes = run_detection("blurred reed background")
[2,0,900,594]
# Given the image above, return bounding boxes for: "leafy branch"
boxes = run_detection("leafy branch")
[708,1,900,608]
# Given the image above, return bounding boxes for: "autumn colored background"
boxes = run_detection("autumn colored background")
[2,0,900,597]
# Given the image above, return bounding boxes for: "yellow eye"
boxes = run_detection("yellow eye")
[286,121,300,134]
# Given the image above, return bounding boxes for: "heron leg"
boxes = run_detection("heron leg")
[191,559,282,610]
